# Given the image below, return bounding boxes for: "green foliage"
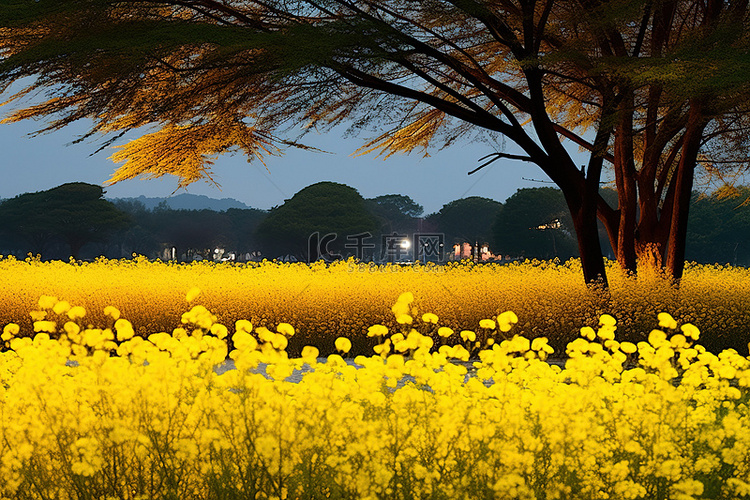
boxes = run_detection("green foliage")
[256,181,378,258]
[428,196,502,246]
[0,182,130,258]
[493,188,578,259]
[366,194,423,237]
[686,187,750,266]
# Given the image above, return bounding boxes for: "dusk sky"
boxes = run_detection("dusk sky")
[0,94,596,215]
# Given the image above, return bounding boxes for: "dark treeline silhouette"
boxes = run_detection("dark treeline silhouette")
[1,181,748,266]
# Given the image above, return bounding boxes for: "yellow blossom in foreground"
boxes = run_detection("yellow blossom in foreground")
[38,295,58,310]
[479,319,496,330]
[658,312,678,330]
[301,345,319,363]
[0,295,747,500]
[67,306,86,320]
[367,325,388,337]
[277,323,295,337]
[114,319,135,341]
[103,305,120,320]
[52,301,71,315]
[421,313,439,324]
[460,330,476,342]
[498,311,518,332]
[2,323,19,341]
[438,327,454,338]
[580,326,596,341]
[334,337,352,354]
[682,323,700,340]
[33,321,56,333]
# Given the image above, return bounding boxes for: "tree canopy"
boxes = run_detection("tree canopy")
[492,187,577,259]
[428,196,503,246]
[0,182,129,258]
[686,186,750,266]
[366,194,424,237]
[3,0,750,284]
[256,181,378,259]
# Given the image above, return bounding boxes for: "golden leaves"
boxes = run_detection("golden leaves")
[354,108,445,159]
[107,121,280,188]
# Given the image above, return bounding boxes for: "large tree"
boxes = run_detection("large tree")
[366,194,424,236]
[3,0,750,284]
[0,182,130,259]
[428,196,503,246]
[256,181,378,259]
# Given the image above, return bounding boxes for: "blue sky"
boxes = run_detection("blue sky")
[0,116,572,215]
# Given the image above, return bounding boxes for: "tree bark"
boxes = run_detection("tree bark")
[666,101,706,280]
[613,123,639,274]
[566,184,608,287]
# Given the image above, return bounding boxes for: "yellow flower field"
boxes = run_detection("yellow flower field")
[1,255,749,355]
[1,288,750,500]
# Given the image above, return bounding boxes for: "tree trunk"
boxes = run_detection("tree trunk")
[666,102,706,281]
[569,192,609,287]
[613,95,639,274]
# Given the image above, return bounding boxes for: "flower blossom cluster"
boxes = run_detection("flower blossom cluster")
[1,291,750,499]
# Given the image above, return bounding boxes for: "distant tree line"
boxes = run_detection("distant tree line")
[1,181,748,266]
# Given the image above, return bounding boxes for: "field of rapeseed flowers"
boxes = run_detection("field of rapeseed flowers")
[1,288,750,499]
[1,255,749,354]
[3,256,750,499]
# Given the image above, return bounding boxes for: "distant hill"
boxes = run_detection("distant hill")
[107,193,254,211]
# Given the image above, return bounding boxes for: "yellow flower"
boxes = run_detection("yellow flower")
[479,319,496,330]
[367,324,388,337]
[580,326,596,341]
[33,320,56,333]
[29,310,47,321]
[498,311,518,332]
[235,319,253,333]
[67,306,86,320]
[277,323,295,337]
[460,330,476,342]
[301,345,319,363]
[232,330,257,351]
[335,337,352,354]
[396,314,413,325]
[599,314,616,327]
[256,327,275,343]
[681,323,700,340]
[64,321,80,337]
[103,306,121,320]
[185,286,201,302]
[657,312,678,330]
[38,295,58,310]
[2,323,20,341]
[271,333,288,350]
[114,319,135,341]
[210,324,228,339]
[421,313,439,324]
[531,337,549,352]
[438,327,454,338]
[670,333,688,349]
[620,342,637,354]
[52,300,71,315]
[648,329,668,347]
[373,340,391,356]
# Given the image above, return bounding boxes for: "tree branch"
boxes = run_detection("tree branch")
[467,152,533,174]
